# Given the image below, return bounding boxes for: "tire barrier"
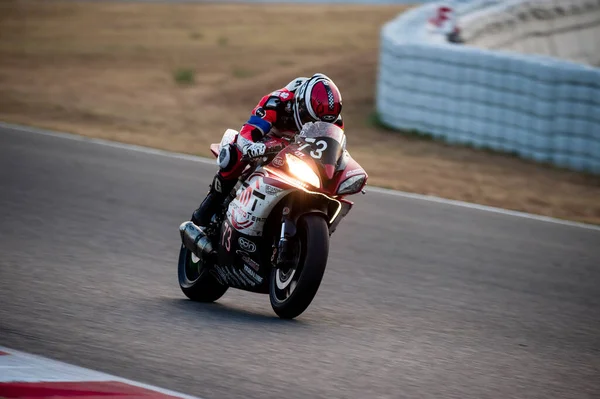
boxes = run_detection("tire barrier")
[376,0,600,174]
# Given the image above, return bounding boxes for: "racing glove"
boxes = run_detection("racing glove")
[242,142,267,159]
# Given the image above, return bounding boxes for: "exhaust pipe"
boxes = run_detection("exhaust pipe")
[179,221,215,260]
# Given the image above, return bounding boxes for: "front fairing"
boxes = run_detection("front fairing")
[267,122,348,194]
[297,137,343,180]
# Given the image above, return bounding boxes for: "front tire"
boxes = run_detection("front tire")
[269,214,329,319]
[178,244,228,302]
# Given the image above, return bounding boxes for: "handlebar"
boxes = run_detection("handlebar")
[240,148,280,163]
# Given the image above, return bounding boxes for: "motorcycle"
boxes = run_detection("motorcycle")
[177,121,368,319]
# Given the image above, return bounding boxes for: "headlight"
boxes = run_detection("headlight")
[337,174,365,195]
[285,154,320,188]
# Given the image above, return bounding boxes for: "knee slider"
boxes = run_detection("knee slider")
[218,144,237,171]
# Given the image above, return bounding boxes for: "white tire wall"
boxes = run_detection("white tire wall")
[376,0,600,174]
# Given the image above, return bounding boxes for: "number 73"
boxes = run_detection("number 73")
[298,138,328,159]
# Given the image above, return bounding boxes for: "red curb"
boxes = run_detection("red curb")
[0,381,185,399]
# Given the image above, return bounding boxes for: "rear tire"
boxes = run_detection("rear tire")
[269,214,329,319]
[178,244,228,302]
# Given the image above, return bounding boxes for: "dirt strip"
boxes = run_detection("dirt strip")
[0,0,598,224]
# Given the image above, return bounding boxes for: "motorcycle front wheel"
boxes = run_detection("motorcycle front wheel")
[269,214,329,319]
[177,244,228,302]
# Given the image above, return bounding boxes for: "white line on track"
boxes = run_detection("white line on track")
[0,346,205,399]
[2,121,599,232]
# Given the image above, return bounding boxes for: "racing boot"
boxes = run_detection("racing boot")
[191,173,236,227]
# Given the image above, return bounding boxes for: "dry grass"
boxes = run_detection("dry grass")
[1,0,599,224]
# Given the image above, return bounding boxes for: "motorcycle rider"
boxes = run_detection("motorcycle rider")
[191,73,344,228]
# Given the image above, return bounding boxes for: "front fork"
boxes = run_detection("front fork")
[272,197,297,269]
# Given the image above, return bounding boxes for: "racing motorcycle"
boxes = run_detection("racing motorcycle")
[177,121,368,319]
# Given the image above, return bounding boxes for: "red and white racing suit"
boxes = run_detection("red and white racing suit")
[217,77,344,183]
[192,77,344,227]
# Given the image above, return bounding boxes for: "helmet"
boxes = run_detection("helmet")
[293,73,343,131]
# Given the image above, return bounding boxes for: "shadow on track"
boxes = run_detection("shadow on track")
[162,298,310,327]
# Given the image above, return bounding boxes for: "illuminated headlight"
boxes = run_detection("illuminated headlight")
[285,154,321,188]
[337,174,365,195]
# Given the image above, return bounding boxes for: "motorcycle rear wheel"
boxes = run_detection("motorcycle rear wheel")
[269,214,329,319]
[177,244,228,302]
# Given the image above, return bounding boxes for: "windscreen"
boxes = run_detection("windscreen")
[295,122,346,178]
[298,121,346,147]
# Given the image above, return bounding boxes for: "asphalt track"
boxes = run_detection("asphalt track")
[1,124,599,399]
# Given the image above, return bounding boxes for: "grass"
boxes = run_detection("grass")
[0,0,599,224]
[232,67,256,79]
[173,68,195,85]
[217,36,229,47]
[189,31,203,40]
[367,112,434,140]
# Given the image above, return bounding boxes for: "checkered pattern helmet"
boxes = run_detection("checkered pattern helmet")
[293,73,343,131]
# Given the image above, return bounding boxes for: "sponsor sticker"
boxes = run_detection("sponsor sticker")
[272,156,285,167]
[242,256,261,272]
[232,267,255,287]
[211,268,228,285]
[271,90,290,100]
[236,250,260,271]
[345,168,364,178]
[255,107,266,118]
[244,265,263,284]
[265,185,283,195]
[238,237,257,253]
[214,266,230,285]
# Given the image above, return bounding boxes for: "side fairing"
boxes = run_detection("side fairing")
[213,168,293,293]
[214,217,269,293]
[327,152,368,196]
[226,169,293,237]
